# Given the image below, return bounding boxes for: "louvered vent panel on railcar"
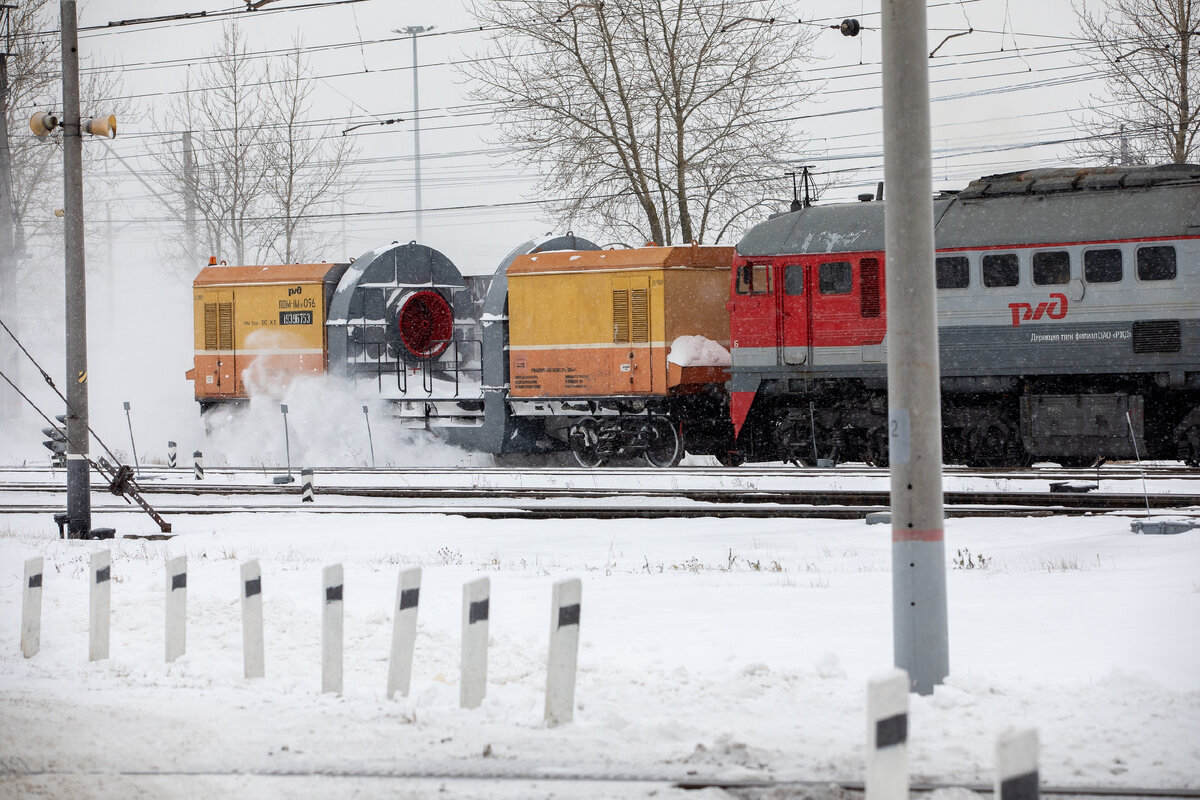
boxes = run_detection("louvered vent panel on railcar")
[1132,320,1181,353]
[612,289,630,342]
[860,257,881,318]
[631,288,649,342]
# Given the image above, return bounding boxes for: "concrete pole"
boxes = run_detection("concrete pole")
[882,0,948,695]
[0,41,19,424]
[61,0,91,538]
[182,131,197,264]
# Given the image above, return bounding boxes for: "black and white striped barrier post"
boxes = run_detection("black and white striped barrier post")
[89,550,111,662]
[322,564,344,695]
[461,577,490,709]
[241,559,265,679]
[545,578,582,725]
[387,567,421,699]
[866,669,909,800]
[301,468,314,503]
[165,555,186,662]
[167,441,177,469]
[996,729,1039,800]
[22,557,43,658]
[193,450,204,480]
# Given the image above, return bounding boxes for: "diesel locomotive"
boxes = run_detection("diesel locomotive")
[188,164,1200,468]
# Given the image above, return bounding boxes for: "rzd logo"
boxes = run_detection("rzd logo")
[1009,293,1068,327]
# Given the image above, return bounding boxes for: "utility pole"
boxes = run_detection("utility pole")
[393,24,434,242]
[61,0,91,538]
[0,4,18,424]
[182,130,197,264]
[881,0,949,695]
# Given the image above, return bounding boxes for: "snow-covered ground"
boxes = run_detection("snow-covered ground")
[1,509,1197,798]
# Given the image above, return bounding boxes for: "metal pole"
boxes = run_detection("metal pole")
[0,13,19,424]
[61,0,91,538]
[123,401,140,477]
[882,0,948,695]
[281,403,292,478]
[363,404,376,468]
[411,30,422,242]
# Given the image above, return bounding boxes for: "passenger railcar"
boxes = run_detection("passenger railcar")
[729,165,1200,467]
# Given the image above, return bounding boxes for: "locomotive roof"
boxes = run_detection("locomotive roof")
[194,262,344,286]
[507,244,734,275]
[738,164,1200,257]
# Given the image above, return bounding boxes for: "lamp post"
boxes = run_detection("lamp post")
[393,24,434,243]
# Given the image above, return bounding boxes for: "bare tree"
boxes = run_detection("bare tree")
[157,23,270,266]
[261,42,358,263]
[462,0,818,245]
[1073,0,1200,164]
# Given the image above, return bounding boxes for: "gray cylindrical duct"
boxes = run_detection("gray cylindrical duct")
[445,233,600,455]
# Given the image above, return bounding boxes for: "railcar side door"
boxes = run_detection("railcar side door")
[778,261,813,365]
[610,276,652,394]
[203,290,236,394]
[730,261,776,366]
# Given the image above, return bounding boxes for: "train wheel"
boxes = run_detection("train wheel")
[569,421,607,468]
[643,419,684,468]
[866,428,890,468]
[966,422,1029,468]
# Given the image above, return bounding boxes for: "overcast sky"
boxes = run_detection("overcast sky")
[70,0,1095,274]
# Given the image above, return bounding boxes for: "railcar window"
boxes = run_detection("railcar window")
[1084,249,1122,283]
[819,261,852,295]
[784,264,804,295]
[935,256,969,289]
[1137,246,1176,280]
[982,253,1019,288]
[1032,251,1071,285]
[735,263,772,294]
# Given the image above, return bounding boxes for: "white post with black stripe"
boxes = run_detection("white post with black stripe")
[387,567,421,700]
[322,563,344,695]
[460,577,489,709]
[996,729,1039,800]
[165,555,187,662]
[89,549,111,662]
[301,468,314,503]
[21,557,44,658]
[167,440,177,469]
[545,577,581,725]
[866,669,909,800]
[193,450,204,480]
[240,559,265,679]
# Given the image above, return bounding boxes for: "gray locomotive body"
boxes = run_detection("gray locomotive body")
[730,165,1200,467]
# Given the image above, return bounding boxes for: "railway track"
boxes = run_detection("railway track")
[5,764,1197,798]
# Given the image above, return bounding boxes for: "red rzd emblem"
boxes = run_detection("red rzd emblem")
[1009,293,1068,327]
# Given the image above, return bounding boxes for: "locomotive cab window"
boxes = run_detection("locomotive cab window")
[736,263,772,294]
[982,253,1019,288]
[1137,245,1176,280]
[819,261,852,295]
[783,264,804,295]
[1084,249,1122,283]
[935,256,969,289]
[1032,251,1070,285]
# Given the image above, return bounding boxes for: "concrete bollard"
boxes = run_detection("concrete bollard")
[545,578,582,725]
[460,577,490,709]
[89,550,111,662]
[240,559,264,679]
[22,557,44,658]
[866,669,909,800]
[165,555,187,662]
[996,728,1039,800]
[193,450,204,480]
[167,441,177,469]
[322,564,344,695]
[301,468,314,503]
[387,567,421,700]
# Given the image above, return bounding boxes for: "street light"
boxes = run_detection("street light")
[392,24,435,243]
